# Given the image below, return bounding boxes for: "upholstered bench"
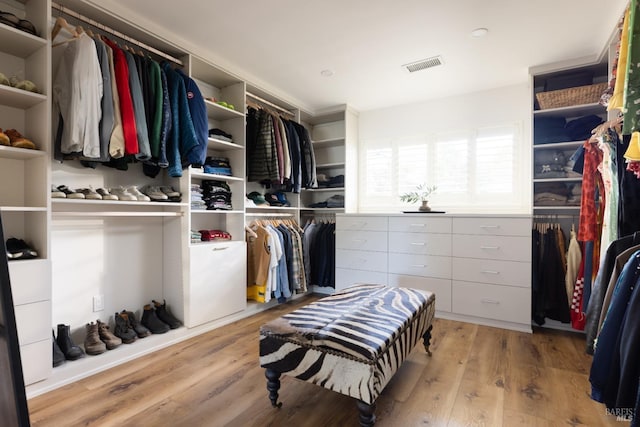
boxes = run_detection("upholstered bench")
[259,283,435,427]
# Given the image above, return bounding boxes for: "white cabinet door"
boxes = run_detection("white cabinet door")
[188,242,247,328]
[336,230,387,252]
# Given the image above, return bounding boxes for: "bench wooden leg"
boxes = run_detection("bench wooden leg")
[356,400,376,427]
[265,368,283,408]
[423,325,433,356]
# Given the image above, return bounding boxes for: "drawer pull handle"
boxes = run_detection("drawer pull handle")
[481,299,500,304]
[351,222,367,228]
[411,264,426,268]
[212,247,229,251]
[482,270,500,275]
[481,246,500,250]
[410,223,426,227]
[480,225,499,229]
[410,242,425,246]
[352,239,367,243]
[356,258,367,263]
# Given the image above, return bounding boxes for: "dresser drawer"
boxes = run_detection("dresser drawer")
[388,232,451,256]
[14,300,51,346]
[336,249,388,273]
[21,339,51,385]
[336,215,388,231]
[9,259,50,305]
[452,281,531,324]
[388,274,451,312]
[388,253,451,279]
[452,217,531,237]
[336,268,388,291]
[452,258,531,288]
[452,234,530,262]
[389,216,451,233]
[336,230,388,252]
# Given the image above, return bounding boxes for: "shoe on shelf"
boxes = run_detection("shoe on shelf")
[141,304,170,334]
[114,312,137,344]
[52,330,66,367]
[84,322,107,355]
[76,187,102,200]
[57,185,85,199]
[0,128,9,146]
[4,128,35,150]
[109,186,137,201]
[96,188,118,201]
[51,185,66,198]
[97,319,122,350]
[160,186,181,199]
[127,186,151,202]
[56,324,84,361]
[153,299,181,329]
[122,309,151,338]
[141,185,168,202]
[5,238,37,260]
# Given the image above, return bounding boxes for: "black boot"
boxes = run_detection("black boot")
[153,299,181,329]
[141,304,170,334]
[56,324,84,360]
[52,330,66,367]
[122,310,151,338]
[114,312,137,344]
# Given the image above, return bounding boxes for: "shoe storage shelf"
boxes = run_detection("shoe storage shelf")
[0,0,52,385]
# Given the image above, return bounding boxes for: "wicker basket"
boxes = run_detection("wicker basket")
[536,82,608,110]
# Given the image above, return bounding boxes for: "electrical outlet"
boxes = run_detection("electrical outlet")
[93,294,104,312]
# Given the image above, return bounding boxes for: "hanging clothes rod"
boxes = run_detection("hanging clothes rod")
[51,2,184,66]
[246,91,296,117]
[533,214,579,219]
[246,212,295,217]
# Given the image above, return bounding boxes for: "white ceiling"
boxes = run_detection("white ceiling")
[84,0,628,113]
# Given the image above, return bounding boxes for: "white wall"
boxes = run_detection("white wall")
[358,83,532,213]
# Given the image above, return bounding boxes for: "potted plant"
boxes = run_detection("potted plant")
[400,184,437,212]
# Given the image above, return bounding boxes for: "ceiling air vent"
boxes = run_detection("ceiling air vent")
[402,56,443,73]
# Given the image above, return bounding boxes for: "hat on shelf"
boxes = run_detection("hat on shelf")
[247,191,268,206]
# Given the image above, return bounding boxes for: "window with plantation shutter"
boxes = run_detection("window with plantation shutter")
[359,123,525,212]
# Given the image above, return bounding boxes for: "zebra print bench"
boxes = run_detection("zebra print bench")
[259,284,435,427]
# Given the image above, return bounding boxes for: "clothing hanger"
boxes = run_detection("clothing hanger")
[245,225,258,238]
[51,17,79,46]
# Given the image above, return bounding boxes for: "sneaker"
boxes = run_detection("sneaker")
[152,299,181,329]
[109,186,137,201]
[160,186,181,202]
[141,185,168,201]
[141,304,170,334]
[84,322,106,355]
[57,185,85,199]
[96,319,122,350]
[96,188,118,201]
[76,187,102,200]
[113,312,137,344]
[122,310,151,338]
[5,238,37,259]
[127,186,151,202]
[51,185,66,198]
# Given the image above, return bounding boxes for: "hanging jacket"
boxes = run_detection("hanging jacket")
[176,68,208,167]
[124,51,151,161]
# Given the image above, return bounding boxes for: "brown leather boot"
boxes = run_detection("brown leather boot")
[97,319,122,350]
[84,322,106,355]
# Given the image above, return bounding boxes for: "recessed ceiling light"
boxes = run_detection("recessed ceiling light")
[471,27,489,38]
[320,69,334,77]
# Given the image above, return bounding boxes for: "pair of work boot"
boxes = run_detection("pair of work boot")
[84,319,122,355]
[53,324,83,367]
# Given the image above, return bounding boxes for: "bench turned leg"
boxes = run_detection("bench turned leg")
[423,325,433,356]
[356,400,376,427]
[265,368,283,408]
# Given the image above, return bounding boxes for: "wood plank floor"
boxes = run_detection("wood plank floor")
[28,295,628,426]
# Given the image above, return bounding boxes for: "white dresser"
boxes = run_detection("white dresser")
[336,213,532,332]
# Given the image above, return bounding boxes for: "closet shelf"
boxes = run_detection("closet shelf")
[0,206,47,212]
[532,319,585,334]
[312,137,344,148]
[300,207,345,212]
[0,23,46,57]
[245,206,299,211]
[533,140,585,149]
[533,178,582,183]
[52,199,186,208]
[533,102,604,117]
[204,99,245,121]
[302,187,344,192]
[0,85,47,109]
[533,205,580,210]
[52,211,184,218]
[191,209,244,215]
[316,162,345,169]
[190,170,244,181]
[0,145,47,160]
[207,137,244,151]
